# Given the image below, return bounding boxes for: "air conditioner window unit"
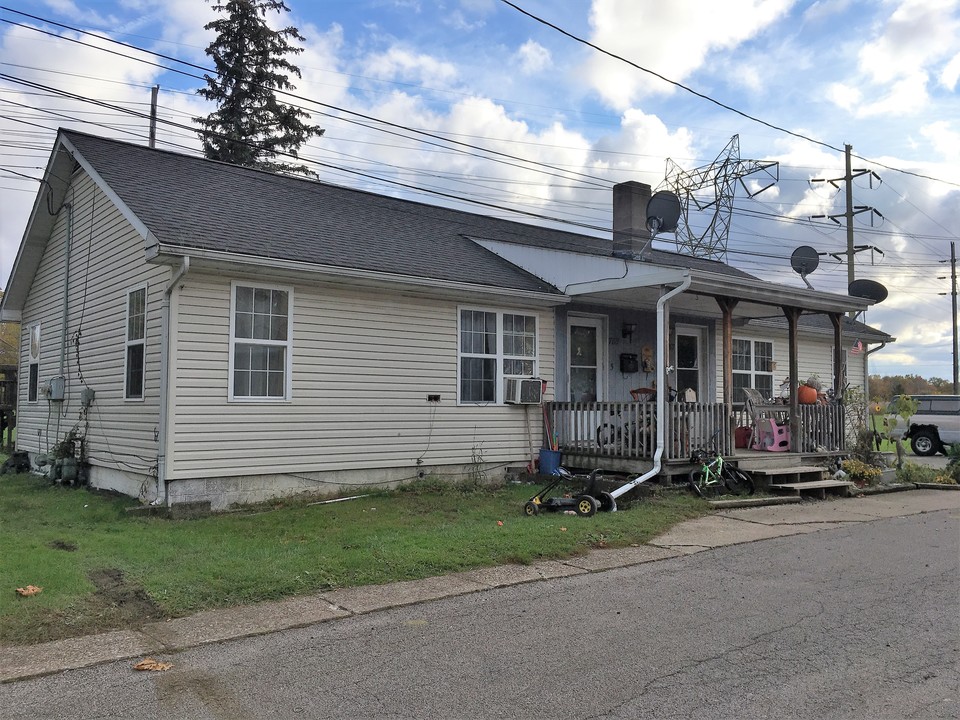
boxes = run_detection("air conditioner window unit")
[504,377,543,405]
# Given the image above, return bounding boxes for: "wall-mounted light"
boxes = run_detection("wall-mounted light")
[622,322,636,340]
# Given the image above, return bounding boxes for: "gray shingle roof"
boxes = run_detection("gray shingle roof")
[63,130,757,294]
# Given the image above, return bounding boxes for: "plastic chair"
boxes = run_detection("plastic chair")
[755,417,790,451]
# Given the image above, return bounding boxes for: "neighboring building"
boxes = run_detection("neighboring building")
[0,130,893,509]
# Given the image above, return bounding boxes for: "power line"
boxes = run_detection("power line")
[498,0,960,190]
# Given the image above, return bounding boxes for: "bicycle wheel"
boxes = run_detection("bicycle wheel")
[723,467,755,496]
[688,469,705,498]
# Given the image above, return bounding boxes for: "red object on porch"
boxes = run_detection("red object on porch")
[734,426,751,449]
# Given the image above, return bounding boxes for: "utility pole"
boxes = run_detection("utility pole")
[149,85,159,149]
[940,242,958,393]
[811,145,883,317]
[845,144,855,291]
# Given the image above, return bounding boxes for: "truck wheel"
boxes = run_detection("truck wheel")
[910,429,940,456]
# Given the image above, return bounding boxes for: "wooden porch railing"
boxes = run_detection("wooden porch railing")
[546,401,733,462]
[546,400,846,461]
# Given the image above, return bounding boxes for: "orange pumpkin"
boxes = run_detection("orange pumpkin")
[798,384,818,404]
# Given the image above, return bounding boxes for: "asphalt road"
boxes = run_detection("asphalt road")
[2,507,957,720]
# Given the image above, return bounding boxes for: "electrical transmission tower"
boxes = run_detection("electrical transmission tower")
[660,134,779,261]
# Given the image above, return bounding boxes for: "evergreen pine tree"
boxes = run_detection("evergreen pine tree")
[195,0,323,175]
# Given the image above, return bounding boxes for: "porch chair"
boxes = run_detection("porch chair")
[754,417,790,451]
[742,388,790,452]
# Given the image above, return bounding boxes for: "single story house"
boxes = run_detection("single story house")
[0,130,893,509]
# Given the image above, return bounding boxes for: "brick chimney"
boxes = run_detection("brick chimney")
[612,181,652,259]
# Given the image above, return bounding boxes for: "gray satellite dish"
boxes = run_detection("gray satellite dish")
[849,278,888,303]
[790,245,820,289]
[646,191,681,234]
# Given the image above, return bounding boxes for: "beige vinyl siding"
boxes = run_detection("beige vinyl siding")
[16,171,168,475]
[711,324,865,400]
[168,273,555,478]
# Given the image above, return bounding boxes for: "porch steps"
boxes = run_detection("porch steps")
[767,479,855,499]
[747,465,830,484]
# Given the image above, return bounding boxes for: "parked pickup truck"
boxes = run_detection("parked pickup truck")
[886,394,960,456]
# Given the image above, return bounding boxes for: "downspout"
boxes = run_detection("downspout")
[610,272,692,500]
[155,256,190,506]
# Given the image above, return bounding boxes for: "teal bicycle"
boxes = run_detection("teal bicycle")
[688,432,755,498]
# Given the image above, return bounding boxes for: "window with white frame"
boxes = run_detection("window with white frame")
[230,284,292,400]
[27,323,40,402]
[459,308,537,404]
[732,338,774,402]
[124,287,147,400]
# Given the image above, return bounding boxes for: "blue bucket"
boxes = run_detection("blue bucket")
[539,448,562,475]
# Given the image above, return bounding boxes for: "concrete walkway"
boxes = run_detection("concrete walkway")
[2,486,958,684]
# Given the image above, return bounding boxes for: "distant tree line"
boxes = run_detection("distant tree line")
[868,375,954,400]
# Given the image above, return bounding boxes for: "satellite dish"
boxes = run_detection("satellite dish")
[790,245,820,289]
[849,279,888,303]
[790,245,820,275]
[646,191,681,235]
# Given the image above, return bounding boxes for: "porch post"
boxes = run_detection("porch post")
[829,313,844,395]
[716,297,739,452]
[783,306,802,452]
[715,297,738,405]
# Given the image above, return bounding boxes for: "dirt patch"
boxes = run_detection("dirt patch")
[87,568,166,622]
[48,539,78,552]
[0,569,168,647]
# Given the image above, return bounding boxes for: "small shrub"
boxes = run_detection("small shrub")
[943,444,960,484]
[841,458,883,484]
[895,463,954,485]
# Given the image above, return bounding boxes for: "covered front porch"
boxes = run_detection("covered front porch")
[545,398,846,466]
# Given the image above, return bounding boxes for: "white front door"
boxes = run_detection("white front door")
[568,317,605,402]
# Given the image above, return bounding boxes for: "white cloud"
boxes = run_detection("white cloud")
[514,40,551,75]
[921,121,960,161]
[582,0,795,110]
[941,51,960,90]
[592,108,695,183]
[843,0,960,117]
[362,46,458,87]
[825,82,862,112]
[857,0,960,85]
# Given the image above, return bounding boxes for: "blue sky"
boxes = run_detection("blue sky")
[1,0,959,383]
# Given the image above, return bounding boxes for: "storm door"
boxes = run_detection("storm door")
[568,317,604,402]
[675,326,705,401]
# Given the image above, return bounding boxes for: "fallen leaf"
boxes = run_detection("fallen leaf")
[560,527,567,532]
[496,520,503,526]
[15,585,42,597]
[133,657,173,672]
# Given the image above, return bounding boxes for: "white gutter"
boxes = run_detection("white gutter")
[155,256,190,506]
[610,272,692,500]
[57,202,73,383]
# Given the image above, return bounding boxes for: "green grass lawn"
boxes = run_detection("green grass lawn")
[0,472,709,646]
